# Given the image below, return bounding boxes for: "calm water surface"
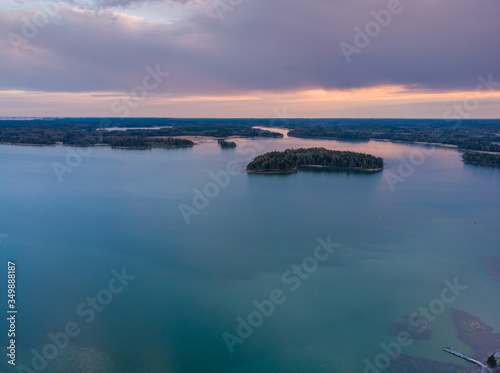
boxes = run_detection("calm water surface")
[0,136,499,372]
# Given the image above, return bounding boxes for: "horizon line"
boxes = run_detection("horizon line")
[1,117,499,121]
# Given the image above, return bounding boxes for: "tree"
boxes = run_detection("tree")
[487,354,497,367]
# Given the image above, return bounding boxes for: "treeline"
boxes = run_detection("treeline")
[462,152,500,167]
[0,123,281,147]
[121,126,281,139]
[108,137,194,149]
[288,125,500,153]
[1,118,499,152]
[247,147,383,173]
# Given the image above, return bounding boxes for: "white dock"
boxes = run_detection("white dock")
[444,347,487,369]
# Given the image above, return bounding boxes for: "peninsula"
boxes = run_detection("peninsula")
[462,152,500,167]
[246,147,384,174]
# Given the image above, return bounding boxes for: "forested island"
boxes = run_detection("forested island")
[462,152,500,167]
[246,148,383,174]
[218,139,237,148]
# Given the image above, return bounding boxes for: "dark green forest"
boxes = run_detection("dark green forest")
[247,147,383,173]
[107,137,194,149]
[0,118,499,153]
[462,152,500,167]
[0,119,281,148]
[218,139,237,148]
[288,125,500,152]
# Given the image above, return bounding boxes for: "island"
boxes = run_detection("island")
[462,152,500,167]
[246,147,383,174]
[218,139,237,148]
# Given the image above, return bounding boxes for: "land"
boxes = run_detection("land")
[246,147,383,173]
[462,152,500,167]
[0,118,282,149]
[218,139,237,148]
[0,118,499,155]
[284,119,500,153]
[107,137,194,149]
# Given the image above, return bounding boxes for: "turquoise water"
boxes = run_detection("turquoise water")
[0,136,499,372]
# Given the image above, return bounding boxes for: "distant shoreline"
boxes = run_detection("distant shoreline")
[252,126,290,138]
[3,137,500,155]
[463,161,500,167]
[374,139,458,148]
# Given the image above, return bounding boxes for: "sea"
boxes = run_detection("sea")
[0,132,499,372]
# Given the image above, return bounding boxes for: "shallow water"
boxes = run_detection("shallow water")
[0,136,498,372]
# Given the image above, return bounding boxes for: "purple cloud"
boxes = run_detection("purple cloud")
[1,0,499,95]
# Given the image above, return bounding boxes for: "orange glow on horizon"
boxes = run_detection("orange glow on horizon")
[1,85,499,118]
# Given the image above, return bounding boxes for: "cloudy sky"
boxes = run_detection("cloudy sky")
[1,0,499,118]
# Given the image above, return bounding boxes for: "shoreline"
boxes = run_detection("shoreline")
[150,135,217,142]
[2,137,500,155]
[463,161,500,168]
[289,135,370,143]
[247,165,384,174]
[252,126,290,138]
[0,141,193,150]
[373,139,459,148]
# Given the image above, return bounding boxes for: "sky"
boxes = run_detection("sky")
[1,0,499,118]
